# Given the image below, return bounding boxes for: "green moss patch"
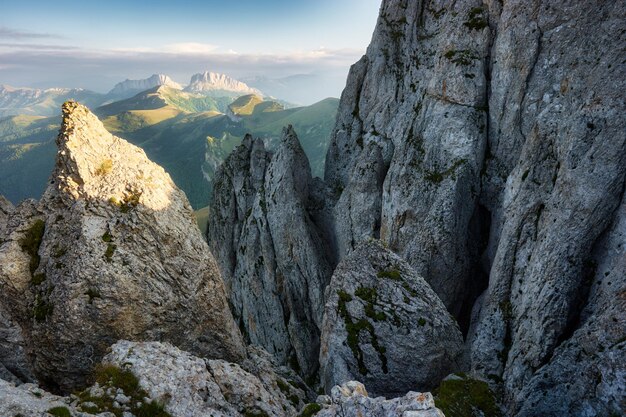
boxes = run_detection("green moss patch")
[47,407,71,417]
[77,365,170,417]
[424,159,468,184]
[33,293,53,322]
[464,7,488,31]
[104,243,116,262]
[120,190,142,213]
[377,268,401,280]
[299,403,322,417]
[435,374,501,417]
[95,159,113,176]
[444,50,478,66]
[31,272,46,286]
[19,219,45,274]
[337,290,388,376]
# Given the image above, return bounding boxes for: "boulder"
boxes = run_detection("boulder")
[320,240,464,397]
[314,381,445,417]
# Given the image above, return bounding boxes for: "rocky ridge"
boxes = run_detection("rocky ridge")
[185,71,261,96]
[208,128,333,378]
[107,74,182,97]
[209,0,626,415]
[0,101,245,391]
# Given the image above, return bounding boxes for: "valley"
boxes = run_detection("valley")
[0,78,338,209]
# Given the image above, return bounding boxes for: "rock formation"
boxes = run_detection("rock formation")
[315,381,445,417]
[0,101,245,391]
[208,127,333,377]
[320,240,464,397]
[107,73,182,97]
[211,0,625,414]
[185,71,261,96]
[102,340,310,417]
[0,341,446,417]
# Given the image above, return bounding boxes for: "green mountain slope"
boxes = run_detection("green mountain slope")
[0,90,338,209]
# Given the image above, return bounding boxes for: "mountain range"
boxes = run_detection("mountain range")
[0,71,270,118]
[0,1,623,416]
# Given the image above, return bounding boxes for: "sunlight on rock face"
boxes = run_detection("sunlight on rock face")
[56,101,174,211]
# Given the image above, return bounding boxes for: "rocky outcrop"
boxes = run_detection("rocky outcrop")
[324,0,490,315]
[0,343,445,417]
[0,303,34,384]
[0,378,92,417]
[320,240,464,397]
[314,381,445,417]
[208,127,333,377]
[210,0,624,414]
[185,71,261,96]
[317,0,625,415]
[0,195,12,230]
[107,73,182,97]
[0,101,245,391]
[102,340,310,417]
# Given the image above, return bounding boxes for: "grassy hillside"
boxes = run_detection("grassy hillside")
[0,92,338,209]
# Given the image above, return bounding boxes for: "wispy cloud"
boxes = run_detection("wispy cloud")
[0,43,363,102]
[0,26,62,40]
[0,43,78,50]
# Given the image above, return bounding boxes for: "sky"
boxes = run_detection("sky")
[0,0,381,102]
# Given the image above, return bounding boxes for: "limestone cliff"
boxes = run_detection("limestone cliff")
[212,0,625,415]
[208,127,333,378]
[322,0,626,415]
[0,101,245,391]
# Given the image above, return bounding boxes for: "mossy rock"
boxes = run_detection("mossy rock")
[299,403,322,417]
[47,407,71,417]
[19,219,45,274]
[435,374,501,417]
[77,365,171,417]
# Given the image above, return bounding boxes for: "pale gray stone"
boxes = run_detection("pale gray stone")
[320,240,464,397]
[0,101,245,391]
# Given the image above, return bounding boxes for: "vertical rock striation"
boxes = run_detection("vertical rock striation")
[325,0,490,315]
[322,0,626,414]
[213,0,625,414]
[209,126,333,377]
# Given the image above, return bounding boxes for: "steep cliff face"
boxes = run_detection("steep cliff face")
[322,0,625,415]
[0,101,245,391]
[469,3,626,415]
[208,127,333,377]
[210,0,624,414]
[325,0,490,316]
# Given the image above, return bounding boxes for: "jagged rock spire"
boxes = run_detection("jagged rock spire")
[0,101,245,391]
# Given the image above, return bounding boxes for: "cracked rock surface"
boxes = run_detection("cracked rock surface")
[0,102,245,391]
[320,240,464,398]
[212,0,624,414]
[209,127,333,377]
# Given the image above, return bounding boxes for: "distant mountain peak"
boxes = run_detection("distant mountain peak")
[185,71,261,96]
[108,74,182,96]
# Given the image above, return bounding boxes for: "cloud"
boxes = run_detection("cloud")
[0,43,78,50]
[162,43,219,54]
[0,27,62,40]
[0,44,363,102]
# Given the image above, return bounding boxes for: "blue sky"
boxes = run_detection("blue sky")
[0,0,381,100]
